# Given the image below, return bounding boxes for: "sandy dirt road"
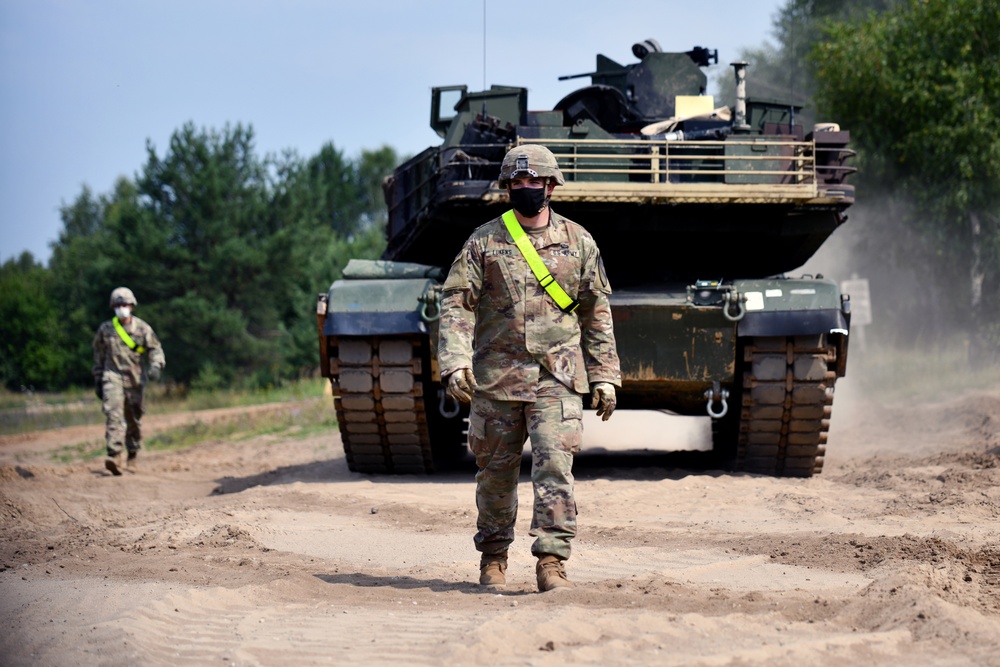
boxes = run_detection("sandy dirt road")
[1,378,998,666]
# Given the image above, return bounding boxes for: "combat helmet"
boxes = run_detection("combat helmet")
[109,286,138,308]
[498,145,566,188]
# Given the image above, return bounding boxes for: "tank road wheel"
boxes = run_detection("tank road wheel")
[734,334,837,477]
[331,336,433,474]
[329,335,469,474]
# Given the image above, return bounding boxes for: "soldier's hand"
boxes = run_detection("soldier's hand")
[446,368,477,404]
[591,382,616,421]
[148,365,162,381]
[94,383,103,401]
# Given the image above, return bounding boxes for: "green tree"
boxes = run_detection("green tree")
[269,144,391,375]
[0,252,74,390]
[813,0,1000,361]
[354,146,397,232]
[717,0,900,127]
[46,124,395,389]
[48,186,117,387]
[134,122,294,386]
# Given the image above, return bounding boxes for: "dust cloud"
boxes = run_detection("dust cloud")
[800,197,992,399]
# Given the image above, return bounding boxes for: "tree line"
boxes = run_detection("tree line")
[735,0,999,363]
[813,0,999,363]
[3,0,997,392]
[1,123,394,391]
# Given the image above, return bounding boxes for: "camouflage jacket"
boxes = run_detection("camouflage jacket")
[92,316,165,389]
[438,209,621,401]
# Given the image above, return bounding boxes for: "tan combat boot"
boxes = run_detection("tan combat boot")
[105,452,124,476]
[536,554,572,592]
[125,451,138,473]
[479,553,508,587]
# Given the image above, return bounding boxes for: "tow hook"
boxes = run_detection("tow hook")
[722,290,747,322]
[687,280,746,322]
[439,388,460,418]
[419,285,442,322]
[704,381,729,418]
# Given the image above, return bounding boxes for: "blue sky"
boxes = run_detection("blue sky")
[0,0,784,264]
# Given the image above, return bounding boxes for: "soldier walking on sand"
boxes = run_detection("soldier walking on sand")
[92,287,165,476]
[438,144,621,592]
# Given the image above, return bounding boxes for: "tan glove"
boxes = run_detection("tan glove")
[591,382,616,421]
[446,368,477,404]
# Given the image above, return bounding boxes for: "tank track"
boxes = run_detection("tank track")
[735,334,837,477]
[330,336,434,474]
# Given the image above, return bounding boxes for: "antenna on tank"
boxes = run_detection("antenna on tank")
[788,16,796,134]
[481,0,488,119]
[482,0,487,91]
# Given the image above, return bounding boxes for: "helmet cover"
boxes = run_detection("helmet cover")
[109,286,138,308]
[498,144,565,188]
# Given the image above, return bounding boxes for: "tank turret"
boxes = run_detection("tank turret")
[385,43,854,284]
[554,41,718,131]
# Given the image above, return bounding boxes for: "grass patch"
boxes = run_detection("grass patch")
[150,378,331,412]
[0,407,104,436]
[49,441,106,464]
[144,398,336,453]
[43,397,337,465]
[0,386,101,435]
[2,378,332,436]
[0,386,93,411]
[852,335,1000,403]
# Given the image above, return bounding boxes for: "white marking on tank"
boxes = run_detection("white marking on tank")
[745,292,765,311]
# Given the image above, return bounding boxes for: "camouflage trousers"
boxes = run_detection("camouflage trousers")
[100,373,145,456]
[469,369,583,560]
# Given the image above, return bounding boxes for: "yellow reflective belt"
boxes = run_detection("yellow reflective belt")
[113,317,146,354]
[501,210,580,314]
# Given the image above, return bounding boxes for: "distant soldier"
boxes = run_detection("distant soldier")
[92,287,165,475]
[438,144,621,592]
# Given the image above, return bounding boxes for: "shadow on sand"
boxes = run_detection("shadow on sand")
[313,571,536,596]
[211,446,731,496]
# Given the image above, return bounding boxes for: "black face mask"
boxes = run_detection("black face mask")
[508,186,548,217]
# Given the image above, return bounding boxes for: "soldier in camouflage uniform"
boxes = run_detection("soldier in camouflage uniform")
[438,144,621,592]
[92,287,165,476]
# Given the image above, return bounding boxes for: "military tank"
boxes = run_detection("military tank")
[316,40,855,477]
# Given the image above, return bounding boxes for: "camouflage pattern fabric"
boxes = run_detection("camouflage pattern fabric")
[92,316,164,455]
[440,208,622,561]
[99,375,145,456]
[438,209,621,400]
[470,369,582,560]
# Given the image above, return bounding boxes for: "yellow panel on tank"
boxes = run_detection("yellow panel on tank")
[675,95,715,118]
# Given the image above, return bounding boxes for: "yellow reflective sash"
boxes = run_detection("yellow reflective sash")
[113,317,146,354]
[501,210,580,314]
